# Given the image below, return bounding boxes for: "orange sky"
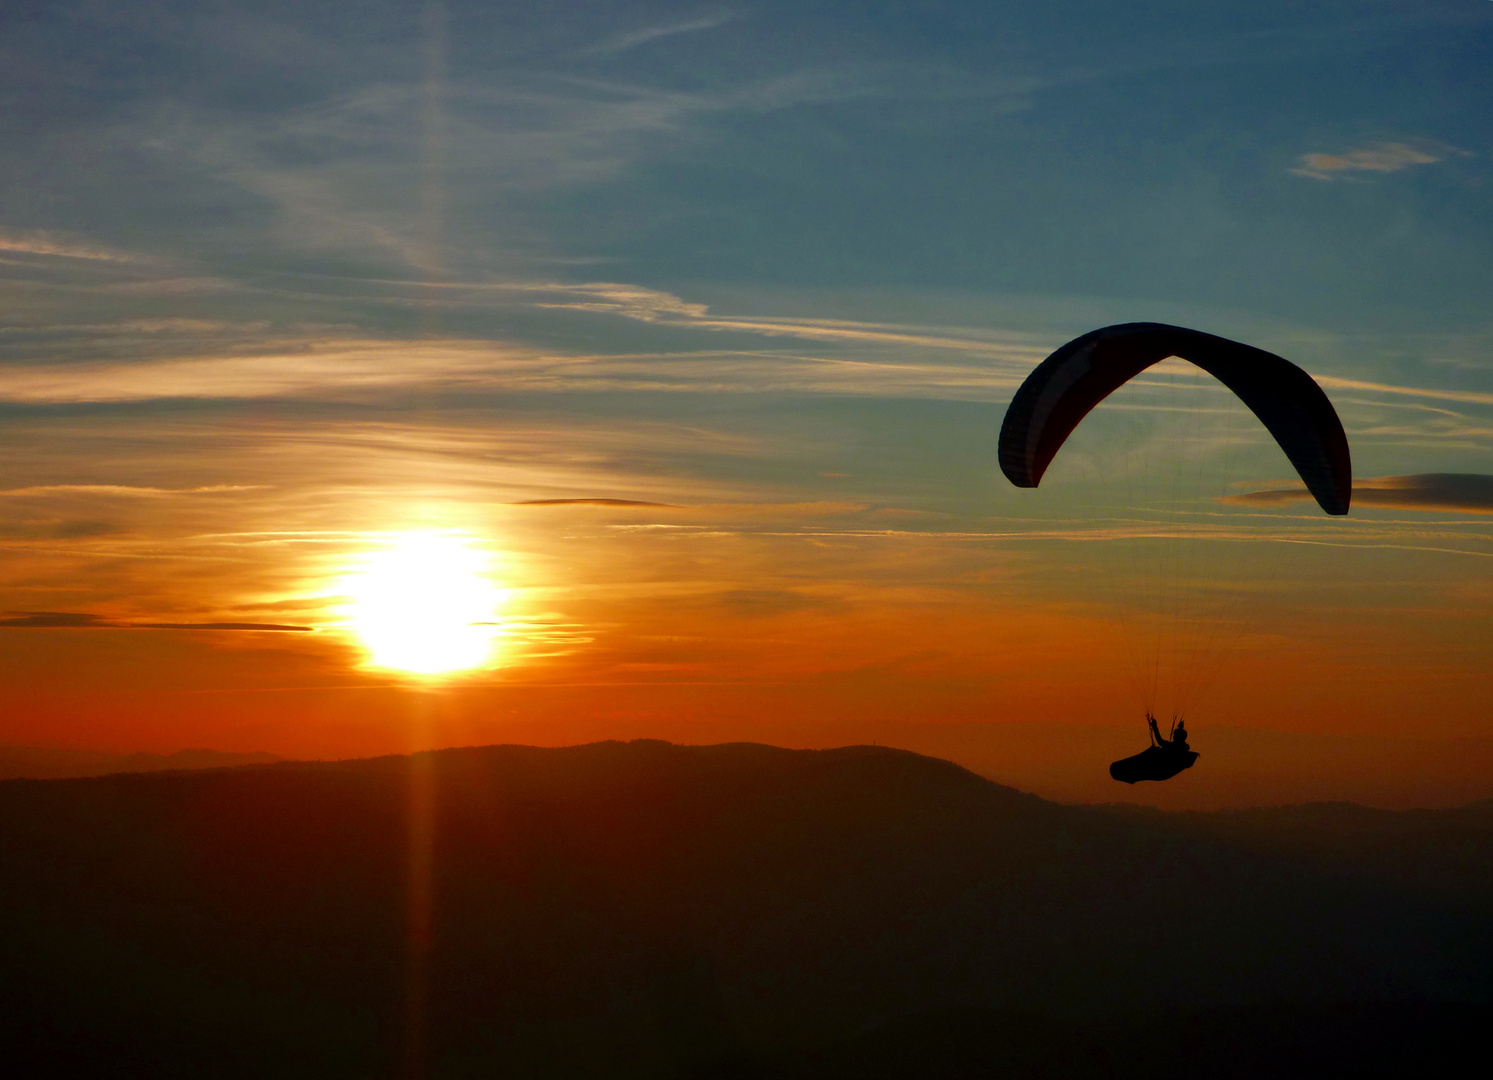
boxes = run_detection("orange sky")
[3,466,1489,809]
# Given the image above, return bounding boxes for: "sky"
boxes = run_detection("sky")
[2,0,1491,808]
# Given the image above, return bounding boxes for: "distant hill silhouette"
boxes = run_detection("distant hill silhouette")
[0,741,1488,1078]
[0,745,281,780]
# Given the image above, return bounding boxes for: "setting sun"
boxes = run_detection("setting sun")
[340,533,506,676]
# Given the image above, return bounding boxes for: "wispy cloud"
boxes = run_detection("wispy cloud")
[576,12,739,57]
[136,79,718,271]
[0,319,262,338]
[109,46,1041,279]
[0,321,1037,407]
[0,485,261,498]
[347,278,1048,357]
[148,61,955,275]
[519,281,711,320]
[1227,474,1493,514]
[102,277,237,296]
[0,229,134,262]
[507,499,874,521]
[2,268,1488,457]
[1290,141,1456,181]
[1313,375,1493,408]
[0,340,543,404]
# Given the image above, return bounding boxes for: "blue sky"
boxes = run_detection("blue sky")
[8,1,1490,323]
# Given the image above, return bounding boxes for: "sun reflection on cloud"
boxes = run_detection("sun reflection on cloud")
[339,532,507,676]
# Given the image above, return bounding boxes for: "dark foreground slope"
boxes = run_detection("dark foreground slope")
[0,741,1488,1078]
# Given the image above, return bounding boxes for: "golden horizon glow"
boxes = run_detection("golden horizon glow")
[340,532,507,676]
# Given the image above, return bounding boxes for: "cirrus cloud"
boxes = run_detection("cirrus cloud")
[0,228,134,262]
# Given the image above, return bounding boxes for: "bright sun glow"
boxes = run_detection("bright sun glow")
[341,533,507,676]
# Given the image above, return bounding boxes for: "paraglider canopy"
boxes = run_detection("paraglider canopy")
[999,322,1351,515]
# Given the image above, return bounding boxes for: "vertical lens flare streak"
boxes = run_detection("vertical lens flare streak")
[342,532,506,675]
[404,742,436,1080]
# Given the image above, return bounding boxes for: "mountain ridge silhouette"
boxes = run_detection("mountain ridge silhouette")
[0,744,281,780]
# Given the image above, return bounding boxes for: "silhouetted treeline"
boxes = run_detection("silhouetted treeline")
[0,741,1488,1078]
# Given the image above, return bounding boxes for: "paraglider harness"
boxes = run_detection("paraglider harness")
[1110,714,1199,784]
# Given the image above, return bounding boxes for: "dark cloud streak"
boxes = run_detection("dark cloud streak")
[0,612,313,631]
[512,498,677,507]
[1228,474,1493,514]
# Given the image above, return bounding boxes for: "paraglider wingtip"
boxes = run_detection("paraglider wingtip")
[999,465,1038,489]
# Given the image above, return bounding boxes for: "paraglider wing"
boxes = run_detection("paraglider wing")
[999,323,1352,515]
